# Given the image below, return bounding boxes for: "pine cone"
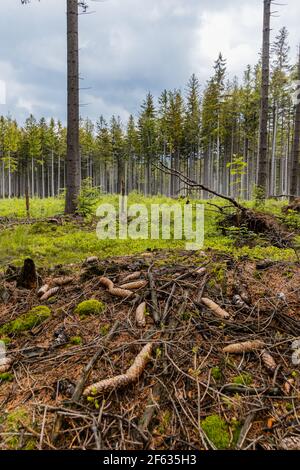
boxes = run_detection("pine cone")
[223,340,265,354]
[261,350,277,372]
[280,436,300,450]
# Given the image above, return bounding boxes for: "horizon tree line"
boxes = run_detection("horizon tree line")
[0,28,300,203]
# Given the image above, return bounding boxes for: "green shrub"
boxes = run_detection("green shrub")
[0,306,51,336]
[75,299,105,318]
[77,178,102,218]
[201,414,230,449]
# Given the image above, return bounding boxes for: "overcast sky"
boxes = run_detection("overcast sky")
[0,0,299,125]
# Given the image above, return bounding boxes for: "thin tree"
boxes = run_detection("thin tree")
[21,0,88,214]
[290,48,300,200]
[257,0,271,199]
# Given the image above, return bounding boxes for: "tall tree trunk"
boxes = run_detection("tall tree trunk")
[270,103,278,195]
[65,0,80,214]
[51,148,55,197]
[290,50,300,201]
[257,0,271,197]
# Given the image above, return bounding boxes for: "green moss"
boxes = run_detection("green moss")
[211,366,222,381]
[99,323,110,336]
[157,410,172,434]
[24,439,37,450]
[1,408,33,450]
[75,299,105,319]
[285,402,293,412]
[69,336,83,345]
[233,372,252,386]
[0,306,51,336]
[201,414,230,449]
[0,337,11,345]
[231,418,242,446]
[0,372,13,382]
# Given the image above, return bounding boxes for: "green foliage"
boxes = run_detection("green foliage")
[233,372,253,386]
[211,366,222,381]
[281,210,300,230]
[75,299,105,319]
[0,372,13,382]
[201,415,230,449]
[69,336,83,345]
[227,155,247,198]
[77,178,102,218]
[0,196,297,270]
[0,306,51,336]
[0,408,35,450]
[225,225,264,248]
[99,323,110,336]
[253,185,266,208]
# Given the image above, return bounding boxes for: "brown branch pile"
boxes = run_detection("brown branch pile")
[1,250,300,451]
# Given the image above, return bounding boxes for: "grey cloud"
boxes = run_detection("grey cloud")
[0,0,299,125]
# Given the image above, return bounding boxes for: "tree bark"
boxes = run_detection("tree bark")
[290,49,300,201]
[65,0,81,214]
[257,0,271,197]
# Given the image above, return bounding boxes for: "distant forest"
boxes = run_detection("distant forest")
[0,27,299,200]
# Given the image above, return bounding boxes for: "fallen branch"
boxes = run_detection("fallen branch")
[147,270,160,324]
[156,161,244,211]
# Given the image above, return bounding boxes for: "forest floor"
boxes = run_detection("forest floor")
[1,249,300,450]
[0,196,300,450]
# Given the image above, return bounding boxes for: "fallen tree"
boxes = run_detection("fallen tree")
[156,162,295,248]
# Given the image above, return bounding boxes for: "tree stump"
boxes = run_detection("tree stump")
[17,258,38,290]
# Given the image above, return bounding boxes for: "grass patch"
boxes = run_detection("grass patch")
[0,195,297,268]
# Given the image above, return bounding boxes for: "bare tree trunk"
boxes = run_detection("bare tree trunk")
[270,103,278,195]
[290,49,300,201]
[257,0,271,197]
[65,0,80,214]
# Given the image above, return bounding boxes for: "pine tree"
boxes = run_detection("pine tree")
[185,74,201,182]
[257,0,271,199]
[138,93,157,195]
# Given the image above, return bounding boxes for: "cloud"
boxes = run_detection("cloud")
[0,0,299,125]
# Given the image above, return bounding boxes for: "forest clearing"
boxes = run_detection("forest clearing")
[1,0,300,458]
[1,194,300,451]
